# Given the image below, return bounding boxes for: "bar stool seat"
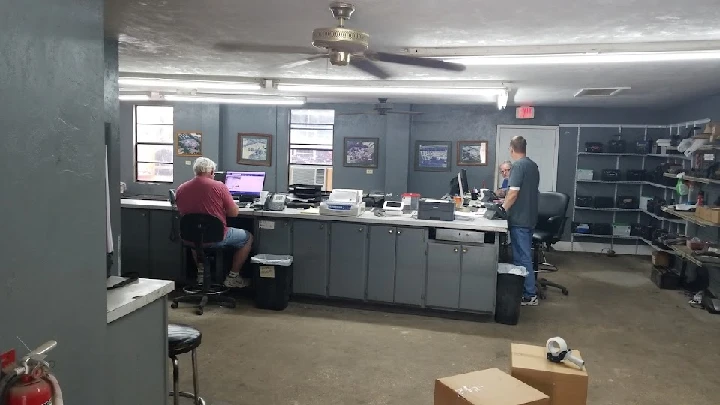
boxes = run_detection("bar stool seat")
[168,324,205,405]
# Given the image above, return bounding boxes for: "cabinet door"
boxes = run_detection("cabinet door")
[426,242,461,309]
[148,210,182,282]
[257,218,292,254]
[120,209,151,278]
[367,226,396,303]
[394,227,427,306]
[329,223,368,300]
[292,220,329,296]
[459,243,498,312]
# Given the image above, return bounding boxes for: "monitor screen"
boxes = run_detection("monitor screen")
[224,171,266,196]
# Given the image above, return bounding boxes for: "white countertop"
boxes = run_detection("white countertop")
[121,198,508,232]
[107,277,175,324]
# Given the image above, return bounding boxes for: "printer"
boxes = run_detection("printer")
[417,198,455,221]
[319,189,366,217]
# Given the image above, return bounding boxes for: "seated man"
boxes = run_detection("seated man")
[496,161,512,198]
[175,157,252,288]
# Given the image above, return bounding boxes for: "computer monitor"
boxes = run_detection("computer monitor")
[450,169,469,196]
[214,171,226,183]
[224,171,266,198]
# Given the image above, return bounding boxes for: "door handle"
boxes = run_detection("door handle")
[388,229,394,234]
[454,248,459,253]
[397,230,402,235]
[358,227,364,232]
[319,224,324,229]
[462,248,468,253]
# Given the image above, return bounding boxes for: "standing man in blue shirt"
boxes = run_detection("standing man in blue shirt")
[501,136,540,306]
[496,160,512,197]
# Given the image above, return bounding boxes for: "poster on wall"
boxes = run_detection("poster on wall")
[237,133,272,166]
[415,141,451,171]
[456,140,488,166]
[175,131,203,156]
[343,137,379,168]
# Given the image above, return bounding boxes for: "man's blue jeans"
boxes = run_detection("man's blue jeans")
[510,226,537,297]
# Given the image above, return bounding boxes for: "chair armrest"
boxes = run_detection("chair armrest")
[545,215,567,238]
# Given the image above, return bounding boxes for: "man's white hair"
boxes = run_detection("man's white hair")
[500,160,513,169]
[193,157,216,175]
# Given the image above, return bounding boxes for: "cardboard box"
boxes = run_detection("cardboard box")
[652,251,671,268]
[510,344,588,405]
[435,368,549,405]
[696,206,720,224]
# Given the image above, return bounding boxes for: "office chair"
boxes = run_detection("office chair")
[533,192,570,298]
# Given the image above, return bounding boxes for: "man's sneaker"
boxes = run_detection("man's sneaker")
[521,295,539,306]
[223,272,251,289]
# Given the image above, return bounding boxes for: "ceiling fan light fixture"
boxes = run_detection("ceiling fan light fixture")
[442,50,720,66]
[276,84,506,96]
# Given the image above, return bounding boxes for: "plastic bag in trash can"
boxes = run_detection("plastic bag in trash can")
[251,254,293,266]
[497,263,528,277]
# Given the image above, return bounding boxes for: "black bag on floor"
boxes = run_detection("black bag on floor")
[617,196,639,209]
[591,223,613,235]
[601,169,621,181]
[626,169,646,181]
[593,196,614,208]
[584,142,603,153]
[575,196,593,207]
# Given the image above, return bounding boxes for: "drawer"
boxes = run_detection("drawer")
[436,229,484,244]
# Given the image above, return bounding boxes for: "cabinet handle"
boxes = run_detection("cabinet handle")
[358,227,364,232]
[319,224,324,229]
[397,230,402,235]
[462,248,468,253]
[388,229,394,234]
[454,248,459,253]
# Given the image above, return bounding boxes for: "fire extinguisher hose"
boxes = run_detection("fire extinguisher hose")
[0,369,20,403]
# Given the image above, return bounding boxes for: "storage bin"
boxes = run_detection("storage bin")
[494,264,527,325]
[576,169,594,181]
[612,224,631,237]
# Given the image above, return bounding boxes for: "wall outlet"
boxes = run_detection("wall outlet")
[366,169,373,174]
[185,160,191,165]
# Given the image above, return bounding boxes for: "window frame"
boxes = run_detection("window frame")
[133,104,174,184]
[288,110,335,170]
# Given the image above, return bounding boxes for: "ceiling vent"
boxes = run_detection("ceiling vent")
[574,87,630,97]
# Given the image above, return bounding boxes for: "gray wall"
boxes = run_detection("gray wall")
[0,0,107,403]
[105,39,121,275]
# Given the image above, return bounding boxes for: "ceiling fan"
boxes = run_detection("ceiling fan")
[337,98,423,116]
[214,2,466,80]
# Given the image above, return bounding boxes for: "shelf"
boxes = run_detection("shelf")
[661,207,717,227]
[644,181,675,190]
[571,233,641,240]
[663,173,720,185]
[668,245,704,267]
[646,153,692,161]
[640,238,676,254]
[641,209,686,224]
[575,207,641,212]
[577,152,646,156]
[576,180,646,184]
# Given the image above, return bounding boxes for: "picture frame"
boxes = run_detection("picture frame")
[414,140,452,171]
[343,137,379,168]
[175,131,203,157]
[457,140,489,166]
[237,133,272,166]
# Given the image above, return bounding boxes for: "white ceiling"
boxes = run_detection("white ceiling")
[106,0,720,107]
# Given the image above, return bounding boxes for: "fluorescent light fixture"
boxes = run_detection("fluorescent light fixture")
[276,84,505,96]
[497,89,509,110]
[119,78,262,91]
[443,50,720,66]
[163,94,305,105]
[118,94,152,101]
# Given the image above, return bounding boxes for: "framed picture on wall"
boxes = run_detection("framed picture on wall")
[175,131,203,157]
[343,137,379,168]
[237,133,272,166]
[415,140,452,171]
[457,140,488,166]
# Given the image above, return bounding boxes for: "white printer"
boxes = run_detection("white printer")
[319,189,366,217]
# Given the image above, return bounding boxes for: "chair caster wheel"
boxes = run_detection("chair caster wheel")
[195,308,204,315]
[562,289,569,296]
[170,302,178,309]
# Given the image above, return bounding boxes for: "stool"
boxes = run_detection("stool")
[168,323,205,405]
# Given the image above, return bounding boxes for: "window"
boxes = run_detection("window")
[288,109,335,188]
[134,105,174,183]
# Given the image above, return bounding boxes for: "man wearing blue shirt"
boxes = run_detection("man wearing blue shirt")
[496,161,512,197]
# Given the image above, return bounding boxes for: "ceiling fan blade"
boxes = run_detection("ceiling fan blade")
[280,54,329,69]
[350,58,392,80]
[367,51,466,72]
[213,42,320,55]
[387,110,424,115]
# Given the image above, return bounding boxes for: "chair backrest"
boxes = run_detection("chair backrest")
[180,214,225,245]
[536,192,570,242]
[168,189,177,206]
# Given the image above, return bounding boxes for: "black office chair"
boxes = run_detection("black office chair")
[533,192,570,298]
[170,213,237,315]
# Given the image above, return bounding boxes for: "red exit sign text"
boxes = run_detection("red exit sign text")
[516,106,535,119]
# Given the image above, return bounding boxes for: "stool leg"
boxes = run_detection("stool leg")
[191,349,200,405]
[172,356,180,405]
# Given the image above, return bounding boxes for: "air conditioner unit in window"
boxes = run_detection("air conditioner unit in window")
[289,166,333,191]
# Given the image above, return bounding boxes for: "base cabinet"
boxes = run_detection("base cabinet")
[367,226,397,302]
[292,220,329,296]
[328,223,368,300]
[393,227,428,306]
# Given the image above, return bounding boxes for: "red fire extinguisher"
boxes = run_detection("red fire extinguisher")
[0,341,63,405]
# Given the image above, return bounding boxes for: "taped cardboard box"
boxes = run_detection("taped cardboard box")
[510,344,588,405]
[435,368,549,405]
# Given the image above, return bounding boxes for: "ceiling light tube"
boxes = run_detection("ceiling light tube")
[443,50,720,66]
[497,90,509,110]
[119,78,262,91]
[276,84,506,96]
[163,94,305,105]
[118,94,152,101]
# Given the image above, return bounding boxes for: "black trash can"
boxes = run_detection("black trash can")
[494,263,527,325]
[252,254,293,311]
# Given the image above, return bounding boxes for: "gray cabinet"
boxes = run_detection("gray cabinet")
[148,210,182,281]
[367,225,397,302]
[426,243,461,309]
[292,220,329,296]
[393,227,427,306]
[120,208,151,278]
[257,218,292,254]
[329,222,368,300]
[459,244,498,312]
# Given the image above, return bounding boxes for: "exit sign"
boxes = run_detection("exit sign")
[516,106,535,119]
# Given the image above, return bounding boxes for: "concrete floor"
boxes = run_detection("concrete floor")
[168,252,720,405]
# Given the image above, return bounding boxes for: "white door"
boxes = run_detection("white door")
[496,125,559,192]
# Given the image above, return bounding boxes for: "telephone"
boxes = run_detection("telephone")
[264,193,288,211]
